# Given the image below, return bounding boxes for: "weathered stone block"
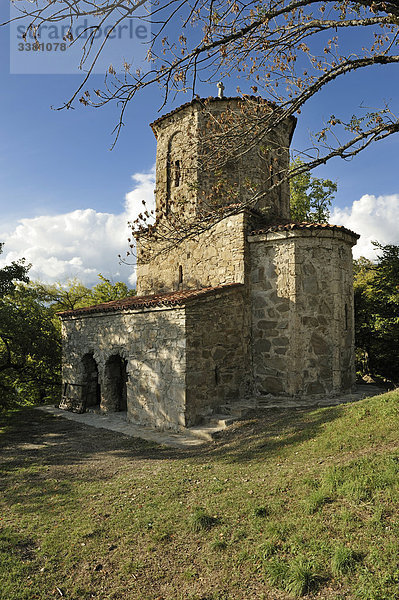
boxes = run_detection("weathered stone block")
[310,333,330,356]
[254,339,271,353]
[260,377,284,394]
[257,320,278,330]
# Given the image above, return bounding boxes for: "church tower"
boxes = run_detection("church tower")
[136,95,296,296]
[149,95,296,222]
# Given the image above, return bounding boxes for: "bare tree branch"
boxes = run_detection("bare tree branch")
[5,0,399,255]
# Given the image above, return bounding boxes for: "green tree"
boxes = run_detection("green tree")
[90,274,135,305]
[34,278,93,312]
[0,282,61,409]
[0,243,30,297]
[36,275,135,313]
[0,269,134,410]
[290,160,337,223]
[354,244,399,383]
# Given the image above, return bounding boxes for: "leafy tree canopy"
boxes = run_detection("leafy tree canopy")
[354,243,399,383]
[34,275,135,313]
[0,281,61,409]
[0,242,30,297]
[290,159,337,223]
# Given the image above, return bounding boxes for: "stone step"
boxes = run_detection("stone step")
[207,414,237,428]
[185,425,223,442]
[218,403,255,418]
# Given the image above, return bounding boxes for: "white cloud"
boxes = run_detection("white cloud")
[332,193,399,260]
[2,180,397,286]
[0,167,155,287]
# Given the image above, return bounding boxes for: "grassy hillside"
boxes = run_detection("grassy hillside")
[1,391,399,600]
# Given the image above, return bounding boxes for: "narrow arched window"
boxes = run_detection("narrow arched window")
[215,366,220,386]
[178,265,183,286]
[165,157,171,216]
[175,160,181,187]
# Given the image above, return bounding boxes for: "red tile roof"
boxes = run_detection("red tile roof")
[250,222,360,238]
[58,283,243,319]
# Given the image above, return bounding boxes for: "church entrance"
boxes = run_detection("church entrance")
[81,353,100,409]
[103,355,128,412]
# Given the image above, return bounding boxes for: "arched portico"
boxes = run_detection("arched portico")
[81,353,101,410]
[102,354,128,412]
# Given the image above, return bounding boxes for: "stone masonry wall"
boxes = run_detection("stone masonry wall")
[249,228,357,399]
[137,96,296,298]
[61,306,187,430]
[152,105,199,219]
[196,100,295,219]
[150,98,295,222]
[185,285,251,425]
[250,238,295,396]
[295,233,356,395]
[136,212,248,296]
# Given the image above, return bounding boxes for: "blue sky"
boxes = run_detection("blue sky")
[0,3,398,286]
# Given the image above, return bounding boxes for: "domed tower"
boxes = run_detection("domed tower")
[136,95,296,296]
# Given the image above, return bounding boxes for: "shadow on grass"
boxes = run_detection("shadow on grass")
[0,402,345,470]
[208,404,346,463]
[0,402,353,516]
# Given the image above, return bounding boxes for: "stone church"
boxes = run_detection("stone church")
[59,95,359,431]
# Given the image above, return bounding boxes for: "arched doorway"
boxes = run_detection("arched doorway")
[103,355,128,412]
[81,353,100,410]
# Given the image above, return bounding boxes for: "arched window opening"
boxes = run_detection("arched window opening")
[174,160,181,187]
[166,130,183,214]
[178,265,183,286]
[269,155,279,188]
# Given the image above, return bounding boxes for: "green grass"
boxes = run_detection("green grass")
[285,556,321,597]
[1,390,399,599]
[331,544,361,576]
[191,507,220,532]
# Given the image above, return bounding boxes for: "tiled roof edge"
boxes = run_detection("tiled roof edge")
[150,95,279,130]
[58,283,243,319]
[250,222,360,239]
